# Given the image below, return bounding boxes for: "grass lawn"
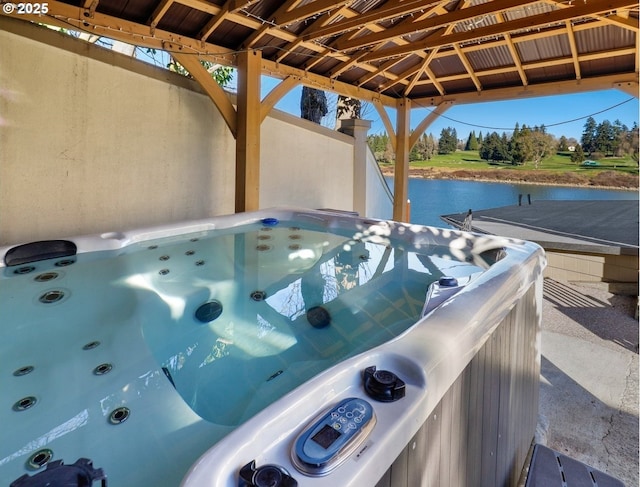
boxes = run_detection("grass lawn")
[378,151,638,188]
[380,151,638,175]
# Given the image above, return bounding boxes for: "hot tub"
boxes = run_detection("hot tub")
[0,208,545,487]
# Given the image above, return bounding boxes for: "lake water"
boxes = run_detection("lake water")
[385,177,639,227]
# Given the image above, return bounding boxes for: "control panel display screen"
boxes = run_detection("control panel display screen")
[311,424,342,449]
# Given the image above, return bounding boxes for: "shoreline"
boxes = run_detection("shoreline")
[380,168,639,192]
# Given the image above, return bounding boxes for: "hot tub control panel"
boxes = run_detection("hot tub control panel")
[292,397,375,476]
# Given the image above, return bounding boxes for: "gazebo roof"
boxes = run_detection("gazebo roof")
[3,0,638,106]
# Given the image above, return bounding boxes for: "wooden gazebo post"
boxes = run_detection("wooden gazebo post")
[235,49,262,212]
[393,98,411,222]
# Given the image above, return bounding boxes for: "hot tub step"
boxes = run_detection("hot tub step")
[525,444,624,487]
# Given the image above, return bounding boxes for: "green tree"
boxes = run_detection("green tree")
[570,144,585,164]
[581,116,598,155]
[465,131,478,150]
[595,120,614,156]
[368,133,393,163]
[557,136,569,151]
[480,132,507,162]
[168,59,233,87]
[412,133,436,161]
[529,129,556,169]
[611,120,625,156]
[438,127,457,154]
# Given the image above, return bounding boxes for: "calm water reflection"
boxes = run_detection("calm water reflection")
[385,177,638,227]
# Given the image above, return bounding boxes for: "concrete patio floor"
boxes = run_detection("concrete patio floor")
[538,278,639,486]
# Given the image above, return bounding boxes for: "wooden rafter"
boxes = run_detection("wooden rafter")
[360,0,638,62]
[198,0,254,42]
[334,0,533,52]
[494,8,528,87]
[402,1,467,96]
[243,0,302,48]
[357,57,406,87]
[273,0,350,27]
[148,0,173,31]
[565,20,582,80]
[273,5,350,62]
[303,0,446,42]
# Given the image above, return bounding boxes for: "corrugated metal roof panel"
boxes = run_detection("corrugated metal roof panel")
[516,33,571,63]
[526,64,576,84]
[479,71,523,90]
[430,54,466,77]
[581,55,636,78]
[440,78,481,94]
[466,44,514,71]
[575,23,636,53]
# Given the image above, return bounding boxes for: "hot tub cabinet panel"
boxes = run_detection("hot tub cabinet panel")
[376,282,540,487]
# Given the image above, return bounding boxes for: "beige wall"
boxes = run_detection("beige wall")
[0,20,378,246]
[260,112,354,211]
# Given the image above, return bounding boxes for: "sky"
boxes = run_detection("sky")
[262,76,639,142]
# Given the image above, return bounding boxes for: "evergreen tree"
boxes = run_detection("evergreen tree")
[581,117,597,155]
[438,127,457,154]
[367,133,393,163]
[300,87,328,124]
[595,120,614,157]
[557,136,569,152]
[479,132,494,161]
[611,120,626,156]
[465,131,478,150]
[570,144,585,164]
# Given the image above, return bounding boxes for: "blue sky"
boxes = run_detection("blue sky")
[263,76,638,142]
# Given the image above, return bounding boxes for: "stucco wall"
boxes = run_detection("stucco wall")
[260,111,354,211]
[365,146,393,220]
[0,20,365,246]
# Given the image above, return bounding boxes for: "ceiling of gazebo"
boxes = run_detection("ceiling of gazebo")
[2,0,638,107]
